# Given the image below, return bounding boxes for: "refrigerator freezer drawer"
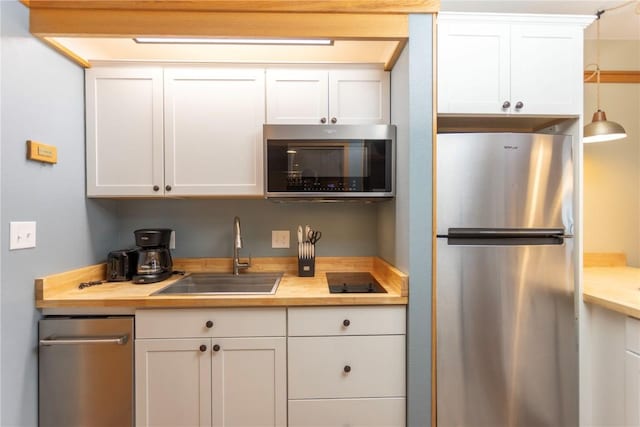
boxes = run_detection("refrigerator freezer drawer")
[436,238,577,427]
[436,132,573,234]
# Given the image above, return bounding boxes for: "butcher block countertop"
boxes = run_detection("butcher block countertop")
[35,257,408,309]
[583,253,640,319]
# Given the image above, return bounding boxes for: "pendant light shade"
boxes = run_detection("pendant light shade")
[583,10,627,144]
[583,109,627,143]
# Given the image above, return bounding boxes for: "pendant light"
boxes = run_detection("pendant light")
[583,10,627,143]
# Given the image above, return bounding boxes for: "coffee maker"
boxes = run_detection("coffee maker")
[132,228,173,284]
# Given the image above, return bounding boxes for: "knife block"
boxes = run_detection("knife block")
[298,253,315,277]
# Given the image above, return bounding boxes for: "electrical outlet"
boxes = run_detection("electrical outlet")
[272,230,290,248]
[10,221,36,250]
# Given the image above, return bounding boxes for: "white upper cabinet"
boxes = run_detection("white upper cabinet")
[266,68,390,124]
[164,67,265,196]
[437,13,592,116]
[85,67,164,197]
[86,65,266,198]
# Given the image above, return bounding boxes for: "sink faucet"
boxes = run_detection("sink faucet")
[233,216,251,275]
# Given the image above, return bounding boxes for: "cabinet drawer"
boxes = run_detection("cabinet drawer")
[288,306,406,336]
[288,398,405,427]
[288,335,405,399]
[627,316,640,355]
[136,308,286,338]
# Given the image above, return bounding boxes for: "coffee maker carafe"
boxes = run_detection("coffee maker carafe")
[132,228,173,284]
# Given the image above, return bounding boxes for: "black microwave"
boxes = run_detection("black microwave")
[264,124,396,200]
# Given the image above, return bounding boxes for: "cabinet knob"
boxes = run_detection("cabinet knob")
[165,185,172,192]
[205,320,214,329]
[343,319,351,327]
[153,185,160,192]
[199,345,207,352]
[515,101,524,110]
[502,101,511,109]
[343,365,351,373]
[320,117,327,124]
[213,344,221,352]
[331,117,337,124]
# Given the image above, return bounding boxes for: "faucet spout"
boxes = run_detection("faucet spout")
[233,216,251,275]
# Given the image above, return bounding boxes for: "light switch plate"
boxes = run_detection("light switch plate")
[10,221,36,250]
[272,230,290,248]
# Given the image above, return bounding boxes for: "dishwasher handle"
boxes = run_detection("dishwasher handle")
[39,334,129,346]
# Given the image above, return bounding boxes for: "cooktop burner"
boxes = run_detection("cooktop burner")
[326,272,387,294]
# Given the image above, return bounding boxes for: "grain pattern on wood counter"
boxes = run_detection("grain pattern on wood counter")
[584,266,640,319]
[36,257,408,309]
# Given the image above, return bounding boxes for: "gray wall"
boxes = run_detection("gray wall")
[113,199,379,258]
[406,15,434,427]
[0,2,119,425]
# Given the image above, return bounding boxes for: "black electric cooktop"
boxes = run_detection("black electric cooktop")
[326,272,387,294]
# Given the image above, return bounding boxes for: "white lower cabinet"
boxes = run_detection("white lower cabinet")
[287,306,406,427]
[627,317,640,426]
[135,308,286,427]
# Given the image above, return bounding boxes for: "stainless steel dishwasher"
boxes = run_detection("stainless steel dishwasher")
[38,316,134,427]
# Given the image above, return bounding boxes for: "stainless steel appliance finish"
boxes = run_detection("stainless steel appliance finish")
[436,133,577,427]
[39,316,134,427]
[263,124,396,200]
[152,272,283,295]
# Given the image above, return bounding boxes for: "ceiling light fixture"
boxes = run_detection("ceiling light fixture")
[134,37,333,46]
[583,7,628,143]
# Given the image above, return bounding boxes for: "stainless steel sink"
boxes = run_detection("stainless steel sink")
[152,272,283,295]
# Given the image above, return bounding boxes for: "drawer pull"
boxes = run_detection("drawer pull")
[205,320,214,329]
[343,319,351,327]
[343,365,351,373]
[213,344,221,352]
[199,345,207,352]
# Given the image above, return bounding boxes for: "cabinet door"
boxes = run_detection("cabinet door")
[136,338,212,427]
[164,67,265,196]
[510,24,581,115]
[627,351,640,426]
[86,67,164,197]
[211,337,286,427]
[437,21,510,114]
[266,69,328,124]
[329,69,390,124]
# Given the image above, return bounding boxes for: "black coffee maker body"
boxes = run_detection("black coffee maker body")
[132,228,173,284]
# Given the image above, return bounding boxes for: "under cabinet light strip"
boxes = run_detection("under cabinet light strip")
[134,37,333,45]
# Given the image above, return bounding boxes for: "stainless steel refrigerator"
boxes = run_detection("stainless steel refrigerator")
[436,133,577,427]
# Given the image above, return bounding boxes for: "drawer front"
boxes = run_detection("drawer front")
[289,398,405,427]
[288,335,405,399]
[627,317,640,355]
[136,308,286,338]
[288,306,406,336]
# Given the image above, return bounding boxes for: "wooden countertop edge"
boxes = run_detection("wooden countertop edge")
[583,293,640,319]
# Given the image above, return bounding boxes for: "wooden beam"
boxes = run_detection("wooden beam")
[39,36,91,68]
[30,9,409,39]
[25,0,440,14]
[584,70,640,84]
[384,38,408,71]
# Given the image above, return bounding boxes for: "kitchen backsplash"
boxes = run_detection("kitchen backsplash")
[113,199,380,258]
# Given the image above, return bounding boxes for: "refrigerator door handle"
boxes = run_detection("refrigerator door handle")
[443,228,569,246]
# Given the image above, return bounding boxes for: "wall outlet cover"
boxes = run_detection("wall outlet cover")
[10,221,37,250]
[272,230,290,249]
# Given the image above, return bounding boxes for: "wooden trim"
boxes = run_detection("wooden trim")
[584,70,640,84]
[30,9,409,39]
[25,0,440,14]
[431,13,438,427]
[384,38,408,71]
[584,252,627,267]
[39,36,91,68]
